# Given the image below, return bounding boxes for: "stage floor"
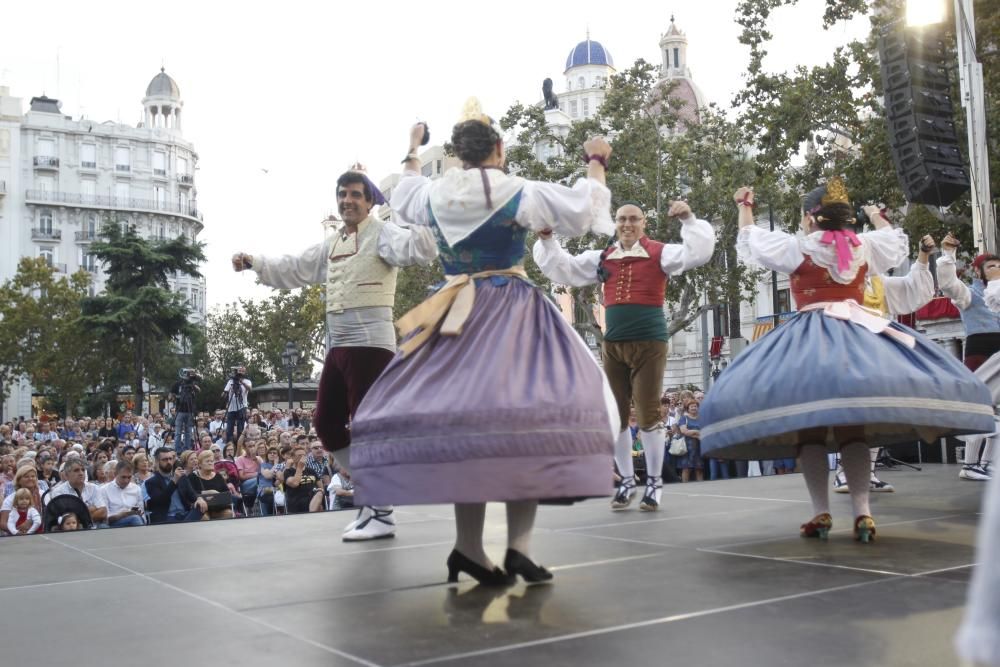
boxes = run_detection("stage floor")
[2,464,987,667]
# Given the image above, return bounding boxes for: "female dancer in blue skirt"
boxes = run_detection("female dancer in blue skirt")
[348,100,618,585]
[700,180,994,543]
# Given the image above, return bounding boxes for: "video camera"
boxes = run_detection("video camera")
[179,368,202,383]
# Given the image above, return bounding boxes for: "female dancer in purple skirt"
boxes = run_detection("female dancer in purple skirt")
[348,100,618,585]
[700,181,993,543]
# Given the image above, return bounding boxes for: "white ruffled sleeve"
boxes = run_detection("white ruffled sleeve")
[659,216,716,275]
[736,226,805,275]
[254,239,330,289]
[389,170,433,226]
[881,261,934,315]
[862,226,909,276]
[984,281,1000,313]
[936,249,973,310]
[518,177,614,238]
[377,222,438,267]
[531,238,602,287]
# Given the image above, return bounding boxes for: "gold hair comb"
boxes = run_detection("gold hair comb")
[458,97,493,128]
[821,176,850,206]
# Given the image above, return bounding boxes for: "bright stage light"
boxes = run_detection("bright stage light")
[906,0,947,26]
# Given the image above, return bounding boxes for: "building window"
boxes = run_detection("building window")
[777,288,791,314]
[578,76,585,89]
[154,186,166,208]
[153,152,166,176]
[177,156,188,175]
[421,162,433,177]
[115,182,129,203]
[82,253,98,273]
[436,159,442,175]
[85,213,97,237]
[582,98,590,117]
[81,179,96,198]
[570,100,578,118]
[39,210,54,233]
[38,138,55,156]
[115,146,130,172]
[81,143,96,168]
[674,47,680,68]
[39,248,54,266]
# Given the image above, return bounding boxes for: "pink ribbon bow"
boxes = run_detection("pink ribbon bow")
[820,229,861,273]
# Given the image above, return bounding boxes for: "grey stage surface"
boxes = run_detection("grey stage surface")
[2,464,987,667]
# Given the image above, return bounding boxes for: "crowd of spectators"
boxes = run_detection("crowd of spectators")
[0,407,355,536]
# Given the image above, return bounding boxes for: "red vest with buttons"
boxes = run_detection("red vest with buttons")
[790,256,868,309]
[601,236,668,307]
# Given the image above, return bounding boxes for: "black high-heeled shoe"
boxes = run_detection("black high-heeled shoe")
[446,549,515,586]
[504,548,554,583]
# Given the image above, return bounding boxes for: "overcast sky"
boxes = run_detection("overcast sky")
[1,0,868,308]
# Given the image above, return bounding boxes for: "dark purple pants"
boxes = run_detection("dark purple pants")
[313,346,394,453]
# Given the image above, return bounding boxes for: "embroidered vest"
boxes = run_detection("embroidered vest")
[325,217,398,313]
[790,256,868,309]
[601,237,668,307]
[959,281,1000,336]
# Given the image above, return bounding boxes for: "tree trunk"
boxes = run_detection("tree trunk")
[725,243,742,338]
[667,283,699,338]
[572,287,604,344]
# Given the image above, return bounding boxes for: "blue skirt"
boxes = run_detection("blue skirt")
[700,310,995,460]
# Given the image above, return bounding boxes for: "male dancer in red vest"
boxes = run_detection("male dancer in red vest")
[533,200,715,510]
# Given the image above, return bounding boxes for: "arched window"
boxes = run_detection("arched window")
[578,76,585,89]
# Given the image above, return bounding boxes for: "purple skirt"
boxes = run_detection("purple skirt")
[350,277,615,506]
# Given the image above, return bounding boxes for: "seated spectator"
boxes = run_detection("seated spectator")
[49,460,108,525]
[235,438,260,514]
[144,447,187,524]
[36,453,60,487]
[103,460,146,528]
[283,444,324,514]
[178,450,234,521]
[1,464,48,535]
[132,453,153,484]
[56,511,80,531]
[257,445,280,517]
[89,450,109,482]
[6,488,42,535]
[328,467,355,510]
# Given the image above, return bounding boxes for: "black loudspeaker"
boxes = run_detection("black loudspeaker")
[878,23,969,206]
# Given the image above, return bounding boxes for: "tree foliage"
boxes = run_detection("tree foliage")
[0,258,107,415]
[79,220,206,411]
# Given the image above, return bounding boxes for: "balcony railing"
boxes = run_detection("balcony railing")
[115,164,130,173]
[34,156,59,168]
[178,174,194,185]
[83,265,99,274]
[25,189,203,222]
[80,161,96,169]
[75,230,98,242]
[32,228,62,241]
[51,263,67,273]
[153,168,167,177]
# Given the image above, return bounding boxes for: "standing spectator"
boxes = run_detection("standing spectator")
[98,418,116,439]
[178,450,234,521]
[208,411,225,441]
[143,448,186,524]
[116,413,136,440]
[35,421,58,443]
[283,445,323,514]
[49,460,108,525]
[222,367,252,444]
[102,461,145,528]
[677,401,705,483]
[6,489,41,535]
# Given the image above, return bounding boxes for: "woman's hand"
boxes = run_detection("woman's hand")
[667,201,693,220]
[942,232,960,252]
[917,235,936,264]
[409,123,427,153]
[195,497,208,514]
[733,186,754,206]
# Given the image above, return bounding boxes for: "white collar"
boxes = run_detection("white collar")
[606,239,650,260]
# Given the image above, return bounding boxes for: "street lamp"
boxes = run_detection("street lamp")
[281,341,299,412]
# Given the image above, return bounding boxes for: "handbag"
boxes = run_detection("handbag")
[668,433,688,457]
[193,473,233,512]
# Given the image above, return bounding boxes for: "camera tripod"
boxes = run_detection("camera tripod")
[874,445,922,472]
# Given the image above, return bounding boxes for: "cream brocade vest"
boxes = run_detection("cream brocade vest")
[326,217,398,313]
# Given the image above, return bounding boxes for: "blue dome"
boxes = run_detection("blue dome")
[565,39,613,71]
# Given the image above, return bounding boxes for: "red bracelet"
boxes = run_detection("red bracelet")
[584,154,608,169]
[736,193,754,208]
[879,207,891,222]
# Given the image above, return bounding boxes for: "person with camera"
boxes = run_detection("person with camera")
[143,446,187,524]
[231,166,437,541]
[169,369,201,453]
[221,367,252,445]
[102,460,146,528]
[178,450,234,521]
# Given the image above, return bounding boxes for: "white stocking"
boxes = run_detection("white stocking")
[842,442,872,518]
[641,427,665,482]
[614,429,635,480]
[799,445,830,516]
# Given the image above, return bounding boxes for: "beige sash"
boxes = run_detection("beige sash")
[396,266,529,357]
